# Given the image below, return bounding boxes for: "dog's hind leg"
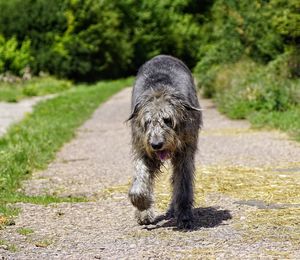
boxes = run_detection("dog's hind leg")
[128,157,157,225]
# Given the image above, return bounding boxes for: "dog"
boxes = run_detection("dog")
[128,55,202,228]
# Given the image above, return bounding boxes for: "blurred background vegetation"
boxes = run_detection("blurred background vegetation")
[0,0,299,137]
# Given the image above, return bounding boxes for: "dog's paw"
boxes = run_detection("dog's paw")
[165,207,175,219]
[135,209,155,225]
[177,210,194,229]
[129,184,152,211]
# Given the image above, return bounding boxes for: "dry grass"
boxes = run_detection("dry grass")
[93,162,300,256]
[99,162,300,210]
[100,163,300,251]
[0,216,8,226]
[201,128,255,136]
[99,183,130,200]
[154,163,300,210]
[195,165,300,204]
[154,163,300,251]
[239,208,300,246]
[171,247,217,259]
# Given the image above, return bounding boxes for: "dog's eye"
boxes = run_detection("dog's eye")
[163,117,173,128]
[144,119,151,129]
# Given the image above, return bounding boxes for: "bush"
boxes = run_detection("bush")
[214,59,300,119]
[0,0,204,81]
[0,0,67,74]
[117,0,202,71]
[48,0,133,81]
[0,35,32,75]
[193,0,300,96]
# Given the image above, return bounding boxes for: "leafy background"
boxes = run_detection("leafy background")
[0,0,299,137]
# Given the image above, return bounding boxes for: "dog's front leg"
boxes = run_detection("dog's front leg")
[129,157,155,225]
[171,149,195,229]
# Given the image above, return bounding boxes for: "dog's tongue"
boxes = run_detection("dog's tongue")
[156,150,169,161]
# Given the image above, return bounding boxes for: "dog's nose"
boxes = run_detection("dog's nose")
[151,141,163,150]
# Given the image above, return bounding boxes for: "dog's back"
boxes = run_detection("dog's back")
[132,55,199,110]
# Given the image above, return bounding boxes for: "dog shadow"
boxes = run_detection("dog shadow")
[144,207,232,231]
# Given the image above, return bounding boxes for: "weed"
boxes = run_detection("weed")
[0,239,18,252]
[17,227,34,236]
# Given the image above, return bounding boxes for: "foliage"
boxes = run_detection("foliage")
[249,107,300,142]
[0,0,299,137]
[47,0,133,80]
[194,0,299,96]
[215,58,299,118]
[116,0,202,71]
[0,0,203,81]
[192,0,300,140]
[212,56,300,140]
[0,0,67,74]
[0,35,32,75]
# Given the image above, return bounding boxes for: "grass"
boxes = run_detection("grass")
[17,227,34,236]
[99,183,130,200]
[202,58,300,142]
[101,162,300,211]
[153,164,300,251]
[195,165,300,204]
[101,162,300,254]
[0,76,72,102]
[0,194,87,220]
[242,208,300,245]
[154,165,300,211]
[0,77,134,217]
[248,107,300,141]
[0,239,18,252]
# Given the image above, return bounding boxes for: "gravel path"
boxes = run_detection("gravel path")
[1,88,300,259]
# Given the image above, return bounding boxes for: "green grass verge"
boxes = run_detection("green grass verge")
[0,77,133,216]
[0,76,72,102]
[208,59,300,141]
[248,107,300,141]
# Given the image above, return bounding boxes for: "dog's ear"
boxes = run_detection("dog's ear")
[182,101,203,112]
[126,103,140,121]
[170,92,203,112]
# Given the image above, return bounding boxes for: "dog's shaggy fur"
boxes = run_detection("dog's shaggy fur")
[128,55,202,228]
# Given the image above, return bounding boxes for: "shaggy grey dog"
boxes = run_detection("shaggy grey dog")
[128,55,202,229]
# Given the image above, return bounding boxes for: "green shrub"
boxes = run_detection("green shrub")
[48,0,133,81]
[214,59,299,119]
[117,0,202,71]
[248,107,300,141]
[193,0,300,96]
[192,0,300,141]
[22,85,38,97]
[0,0,67,74]
[0,35,32,75]
[0,0,204,81]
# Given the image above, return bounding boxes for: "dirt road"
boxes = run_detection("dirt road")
[1,88,300,259]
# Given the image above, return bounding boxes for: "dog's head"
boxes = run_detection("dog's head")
[128,89,201,161]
